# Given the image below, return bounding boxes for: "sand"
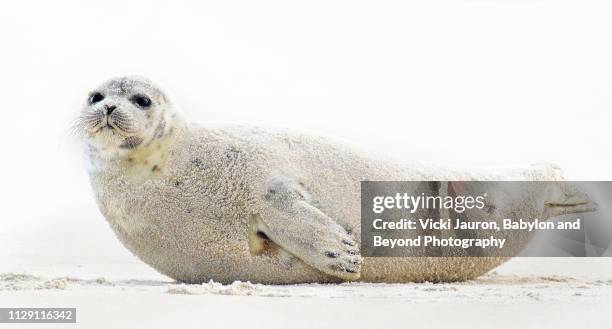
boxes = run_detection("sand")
[3,270,612,301]
[3,259,612,329]
[2,271,611,329]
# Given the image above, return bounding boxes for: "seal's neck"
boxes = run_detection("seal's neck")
[85,117,187,181]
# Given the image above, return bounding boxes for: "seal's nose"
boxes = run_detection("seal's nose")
[105,105,116,115]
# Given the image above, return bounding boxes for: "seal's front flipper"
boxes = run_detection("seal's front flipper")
[253,178,362,280]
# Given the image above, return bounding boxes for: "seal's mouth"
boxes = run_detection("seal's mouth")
[92,120,116,135]
[99,123,114,131]
[72,107,140,143]
[89,116,134,138]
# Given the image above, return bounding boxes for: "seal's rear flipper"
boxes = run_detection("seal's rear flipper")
[544,182,599,218]
[253,177,362,280]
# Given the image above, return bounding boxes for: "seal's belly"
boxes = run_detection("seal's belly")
[92,175,330,283]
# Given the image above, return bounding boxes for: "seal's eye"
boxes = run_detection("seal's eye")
[88,92,104,104]
[131,95,152,108]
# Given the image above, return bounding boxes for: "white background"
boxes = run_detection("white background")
[1,0,611,278]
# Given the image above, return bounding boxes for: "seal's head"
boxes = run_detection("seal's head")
[76,76,174,158]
